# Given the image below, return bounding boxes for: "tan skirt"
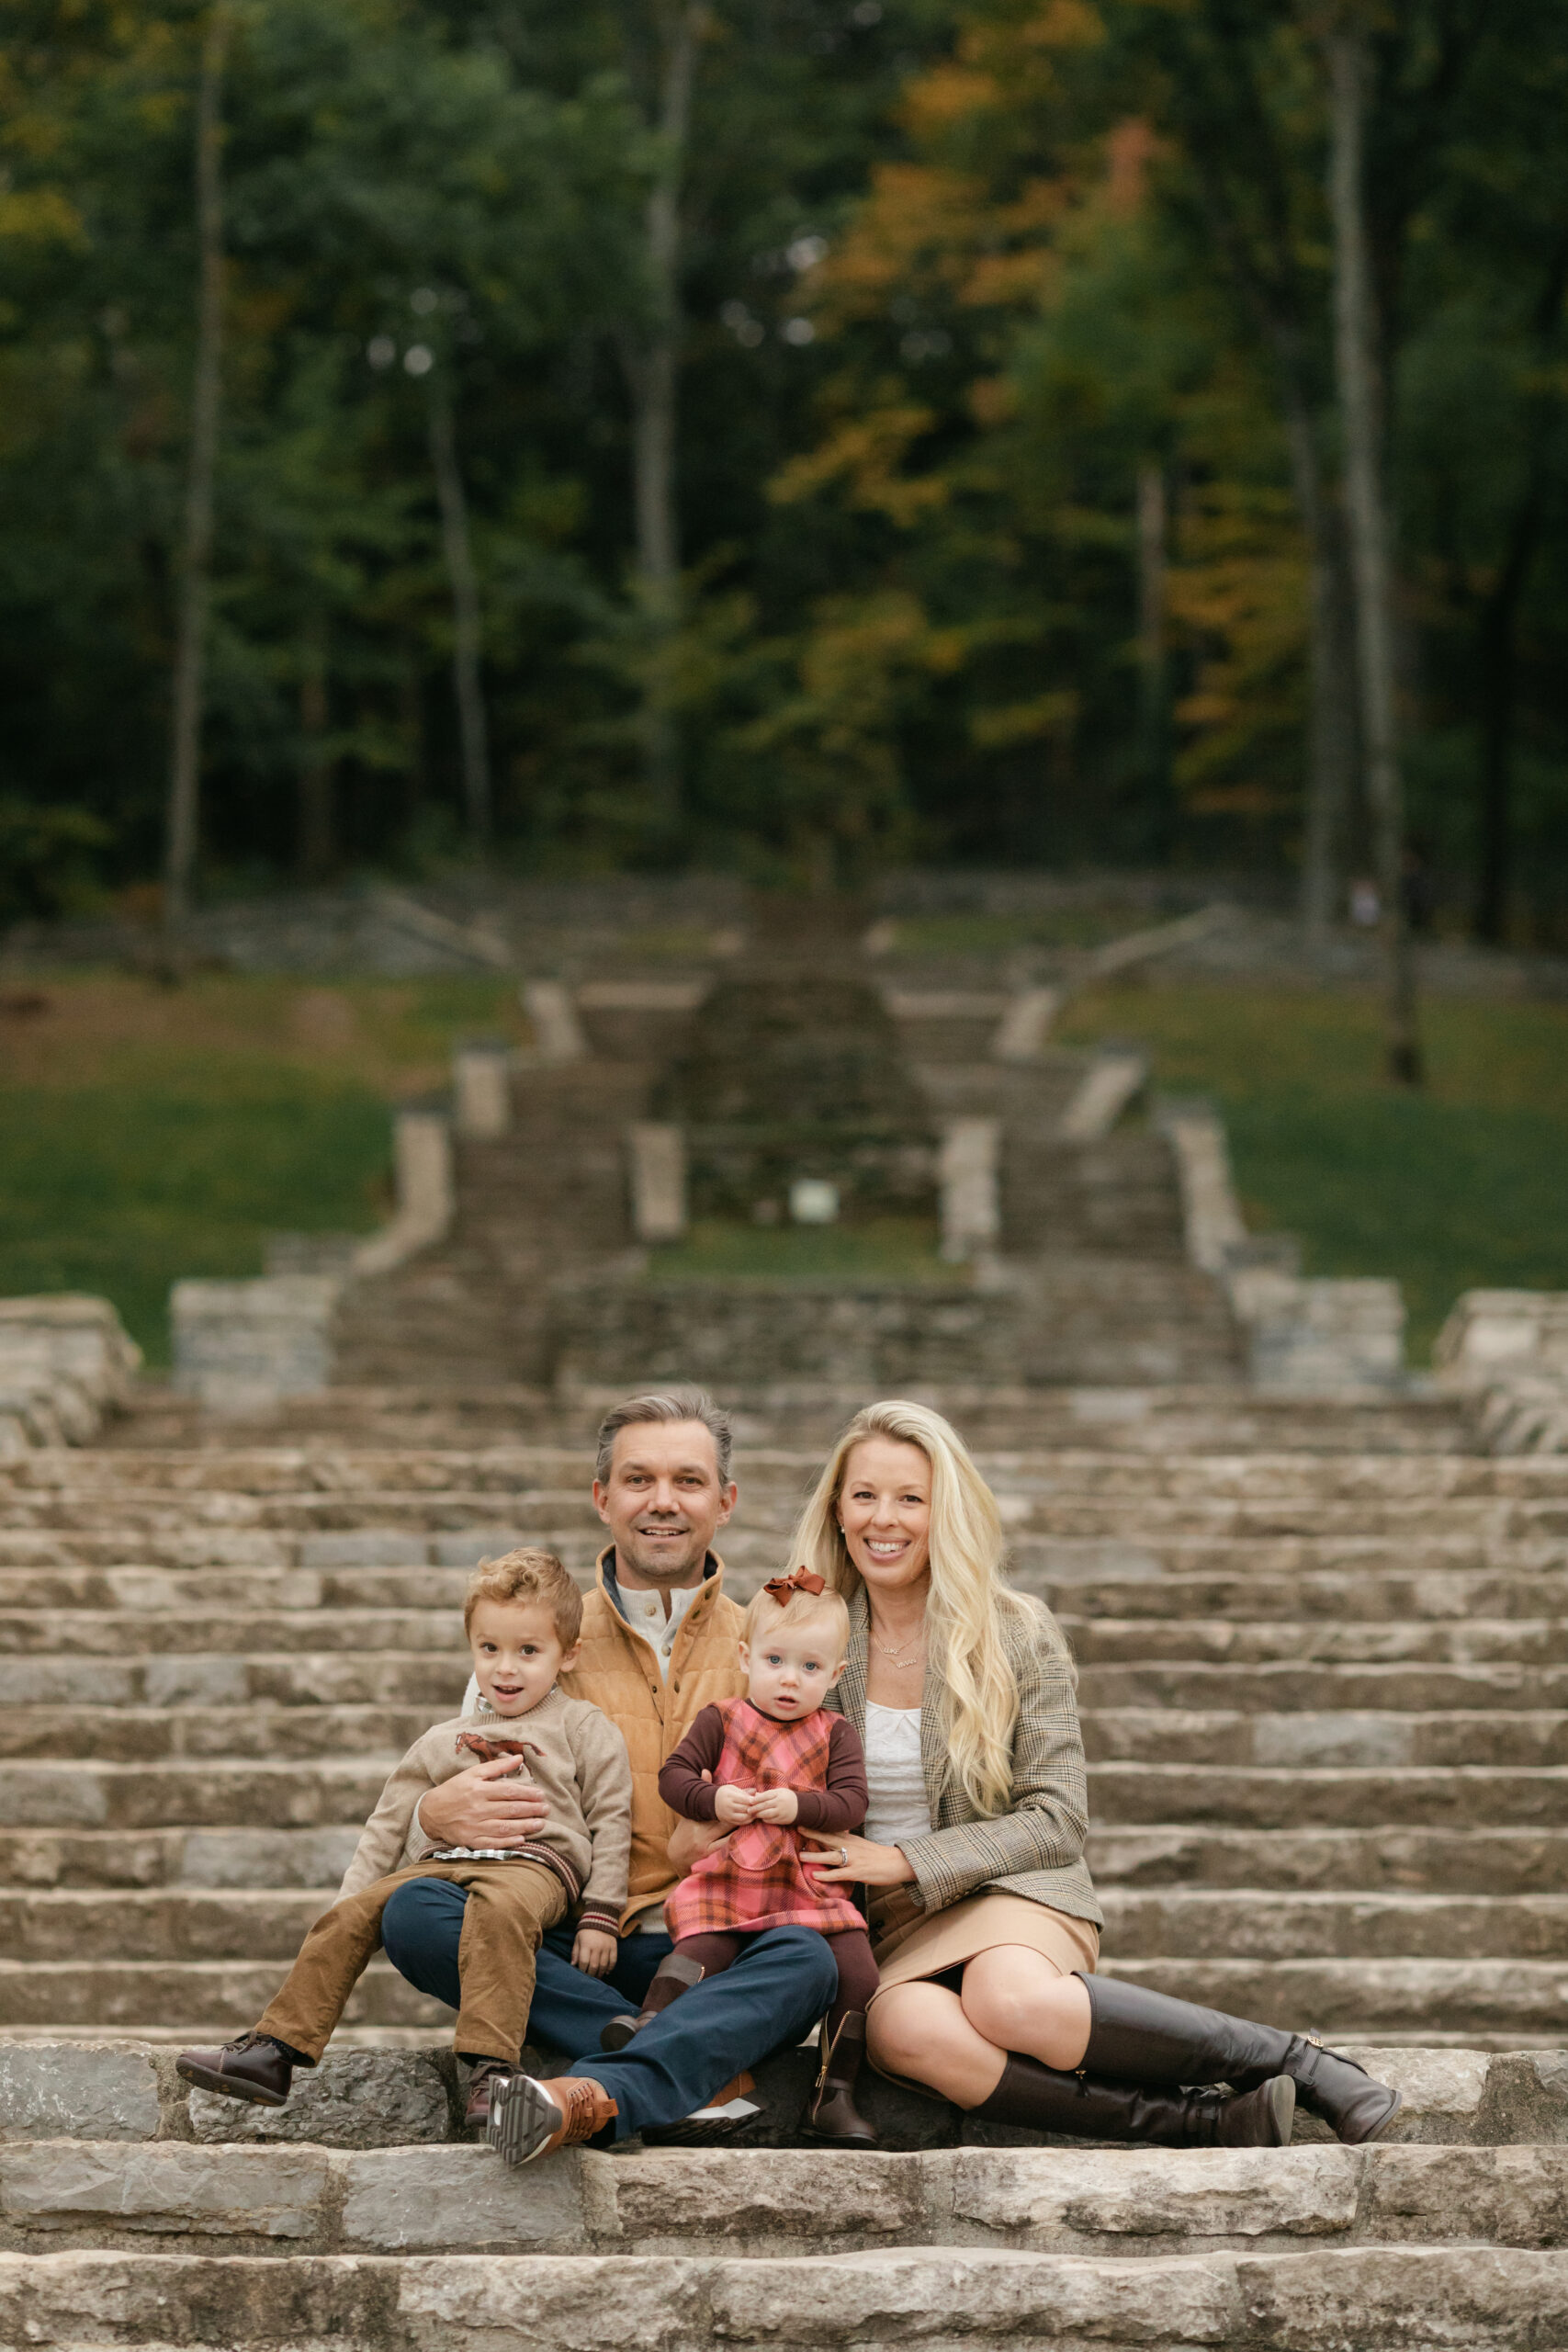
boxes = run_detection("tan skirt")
[867,1887,1100,2003]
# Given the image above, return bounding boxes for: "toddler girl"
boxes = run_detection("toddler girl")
[605,1567,879,2143]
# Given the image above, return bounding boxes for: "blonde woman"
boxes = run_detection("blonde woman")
[792,1401,1400,2149]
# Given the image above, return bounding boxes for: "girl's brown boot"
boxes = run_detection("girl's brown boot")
[805,2011,877,2144]
[600,1951,705,2052]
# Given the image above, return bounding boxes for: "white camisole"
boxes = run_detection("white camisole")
[861,1702,931,1847]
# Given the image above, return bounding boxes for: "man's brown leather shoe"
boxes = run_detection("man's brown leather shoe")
[175,2032,296,2107]
[488,2072,617,2166]
[463,2059,511,2129]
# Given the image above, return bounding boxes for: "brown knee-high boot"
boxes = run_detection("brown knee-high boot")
[971,2053,1294,2148]
[600,1952,705,2052]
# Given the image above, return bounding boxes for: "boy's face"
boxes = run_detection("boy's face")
[468,1598,580,1717]
[739,1612,845,1723]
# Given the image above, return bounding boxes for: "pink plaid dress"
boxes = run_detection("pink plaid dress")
[664,1699,866,1939]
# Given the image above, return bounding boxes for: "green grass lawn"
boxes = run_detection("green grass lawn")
[1057,984,1568,1361]
[1,967,1562,1370]
[0,973,527,1363]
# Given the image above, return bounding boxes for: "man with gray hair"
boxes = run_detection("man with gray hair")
[380,1387,837,2150]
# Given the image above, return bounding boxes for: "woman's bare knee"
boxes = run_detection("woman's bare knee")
[960,1951,1090,2070]
[866,1985,942,2073]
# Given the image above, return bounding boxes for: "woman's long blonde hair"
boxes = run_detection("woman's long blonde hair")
[788,1399,1071,1817]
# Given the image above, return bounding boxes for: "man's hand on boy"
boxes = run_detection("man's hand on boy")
[750,1787,798,1825]
[572,1926,618,1977]
[420,1757,548,1849]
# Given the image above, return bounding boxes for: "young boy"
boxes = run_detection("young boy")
[176,1547,632,2129]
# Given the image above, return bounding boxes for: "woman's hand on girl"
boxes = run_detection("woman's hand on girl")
[801,1831,916,1887]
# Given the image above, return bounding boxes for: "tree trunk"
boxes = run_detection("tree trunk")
[619,0,698,836]
[1325,17,1421,1084]
[428,377,491,846]
[1273,366,1357,945]
[298,614,333,881]
[164,1,231,929]
[1135,460,1169,843]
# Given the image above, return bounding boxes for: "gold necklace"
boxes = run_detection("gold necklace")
[872,1622,926,1668]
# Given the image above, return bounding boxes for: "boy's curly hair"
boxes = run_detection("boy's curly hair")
[464,1547,582,1646]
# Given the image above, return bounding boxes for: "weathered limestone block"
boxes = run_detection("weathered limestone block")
[1435,1289,1568,1385]
[0,2140,330,2238]
[582,2147,924,2246]
[452,1046,512,1140]
[341,2145,585,2251]
[1235,2243,1568,2350]
[938,1119,1000,1261]
[396,2252,705,2350]
[351,1110,454,1278]
[521,979,590,1063]
[0,1295,141,1450]
[627,1124,687,1244]
[171,1276,341,1411]
[948,2144,1359,2245]
[187,2049,453,2147]
[1059,1052,1148,1143]
[0,2042,160,2143]
[705,2245,1241,2343]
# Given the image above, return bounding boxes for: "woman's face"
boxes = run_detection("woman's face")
[838,1437,932,1599]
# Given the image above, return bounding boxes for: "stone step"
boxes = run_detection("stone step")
[13,1645,1568,1718]
[8,2038,1565,2150]
[1043,1569,1568,1621]
[1087,1826,1568,1895]
[0,1706,468,1764]
[1077,1661,1568,1709]
[0,1611,464,1657]
[6,1446,1568,1502]
[1063,1617,1568,1666]
[8,1820,1568,1898]
[5,1951,1565,2041]
[0,1758,389,1831]
[5,1751,1566,1836]
[3,2138,1568,2260]
[0,1655,471,1712]
[1098,1957,1568,2040]
[1,2242,1565,2348]
[1081,1709,1568,1769]
[4,1885,1562,1965]
[0,1958,440,2031]
[1087,1762,1568,1827]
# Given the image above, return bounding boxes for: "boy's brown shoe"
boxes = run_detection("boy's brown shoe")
[488,2072,617,2166]
[175,2032,296,2107]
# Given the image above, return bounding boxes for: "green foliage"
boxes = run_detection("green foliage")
[0,0,1564,919]
[649,1215,945,1284]
[1058,984,1568,1357]
[0,797,110,917]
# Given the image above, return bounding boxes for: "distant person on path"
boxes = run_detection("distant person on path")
[175,1550,632,2120]
[639,1567,880,2143]
[378,1387,837,2163]
[791,1398,1401,2150]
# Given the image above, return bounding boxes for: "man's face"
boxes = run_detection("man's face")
[592,1418,737,1590]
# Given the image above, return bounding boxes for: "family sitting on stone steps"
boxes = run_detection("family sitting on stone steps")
[177,1387,1402,2166]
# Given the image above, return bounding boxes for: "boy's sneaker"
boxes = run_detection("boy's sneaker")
[175,2032,297,2107]
[487,2073,617,2166]
[462,2059,512,2129]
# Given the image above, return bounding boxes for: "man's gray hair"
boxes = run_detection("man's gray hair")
[594,1386,734,1487]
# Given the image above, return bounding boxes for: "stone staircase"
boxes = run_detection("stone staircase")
[2,1407,1566,2345]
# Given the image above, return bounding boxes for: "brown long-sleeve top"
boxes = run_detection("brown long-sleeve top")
[659,1701,869,1833]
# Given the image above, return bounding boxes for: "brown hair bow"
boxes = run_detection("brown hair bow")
[762,1566,826,1607]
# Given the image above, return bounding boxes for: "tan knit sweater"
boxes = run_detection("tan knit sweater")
[335,1687,633,1931]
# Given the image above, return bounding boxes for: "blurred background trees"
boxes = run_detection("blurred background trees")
[0,0,1564,936]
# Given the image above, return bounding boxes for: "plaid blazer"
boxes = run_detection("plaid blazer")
[828,1586,1103,1929]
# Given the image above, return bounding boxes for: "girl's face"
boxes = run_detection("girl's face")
[739,1613,845,1721]
[837,1437,932,1599]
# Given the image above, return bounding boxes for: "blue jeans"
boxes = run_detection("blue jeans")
[381,1878,836,2139]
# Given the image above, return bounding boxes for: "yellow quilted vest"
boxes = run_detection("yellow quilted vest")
[558,1546,745,1928]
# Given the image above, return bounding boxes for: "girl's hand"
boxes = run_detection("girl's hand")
[713,1783,755,1826]
[571,1927,619,1978]
[750,1787,798,1826]
[801,1831,916,1888]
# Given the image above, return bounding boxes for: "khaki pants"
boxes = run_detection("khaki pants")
[256,1860,568,2066]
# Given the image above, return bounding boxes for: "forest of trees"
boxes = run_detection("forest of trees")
[1,0,1564,944]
